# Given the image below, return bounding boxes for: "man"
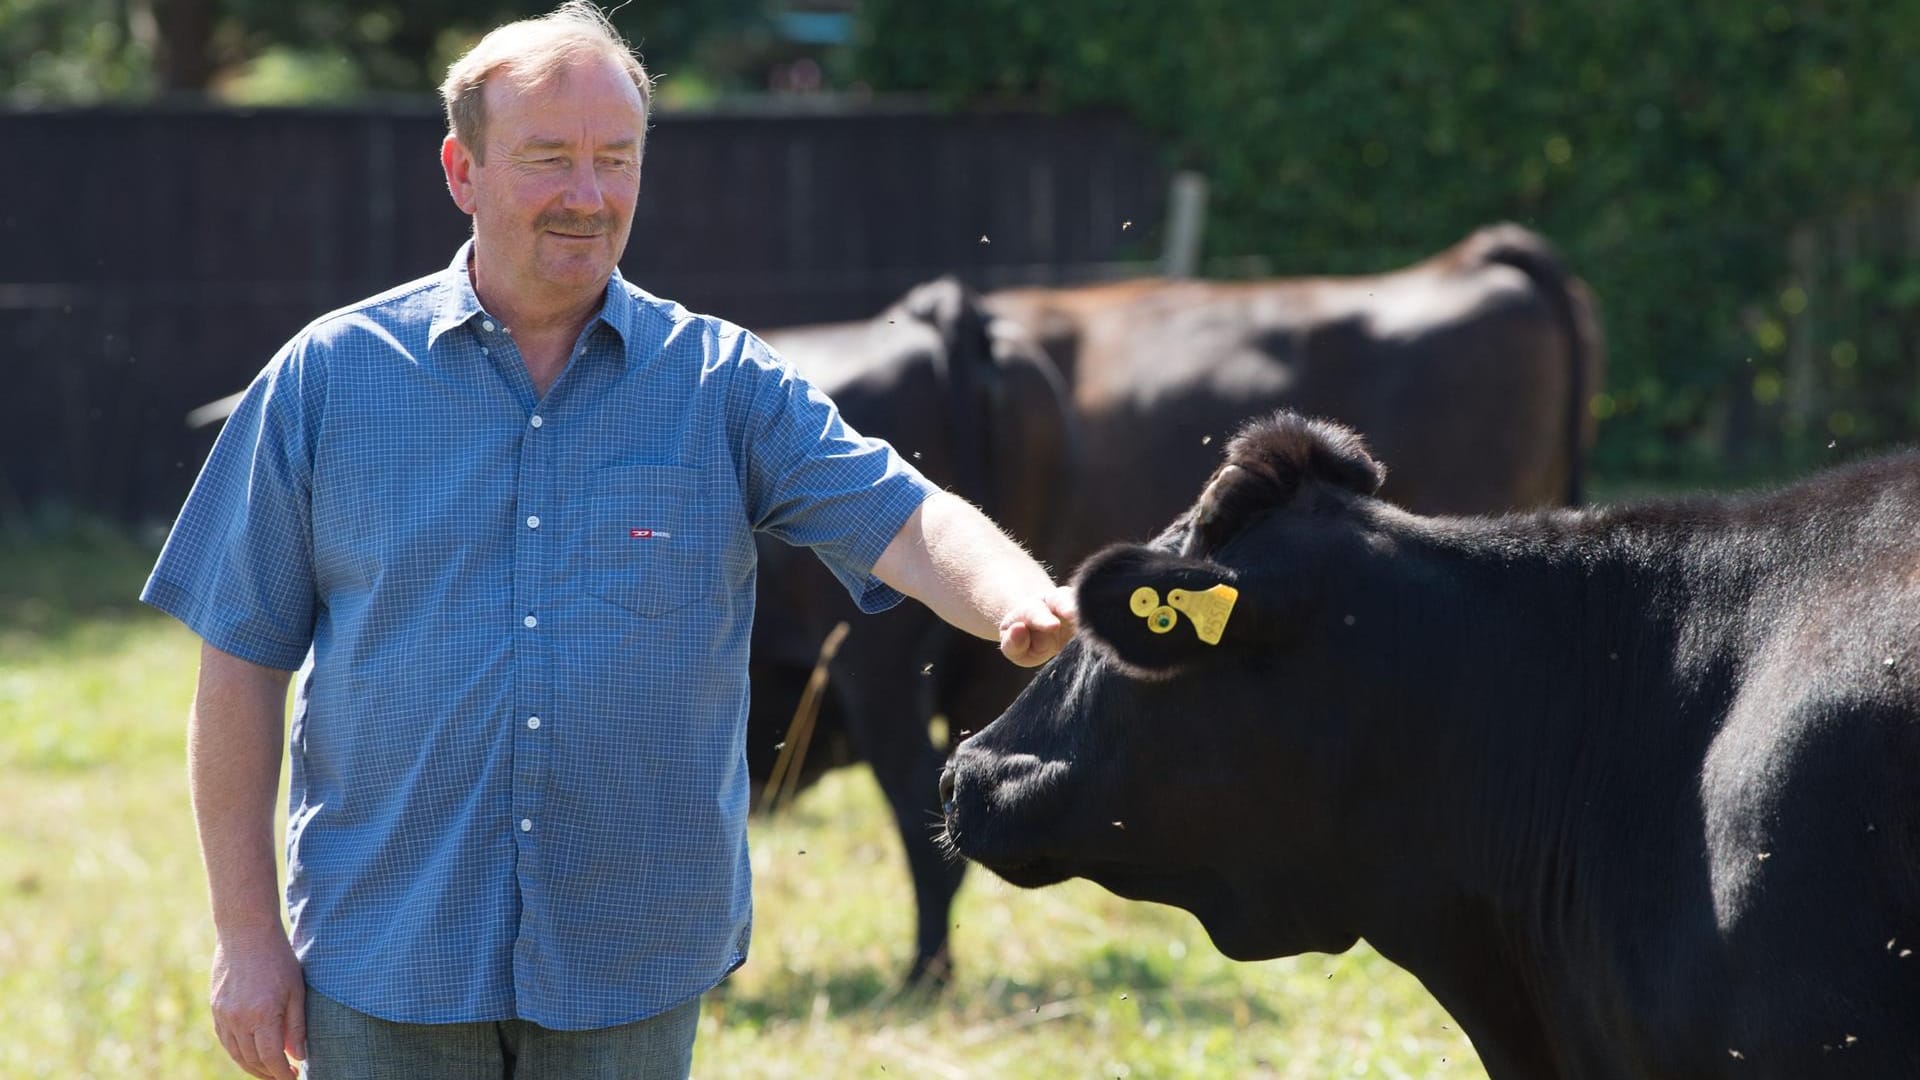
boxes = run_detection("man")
[140,5,1074,1077]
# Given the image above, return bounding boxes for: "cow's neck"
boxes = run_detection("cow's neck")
[1365,896,1564,1079]
[1318,503,1783,1077]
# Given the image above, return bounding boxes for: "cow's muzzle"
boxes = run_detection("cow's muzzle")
[937,762,958,822]
[938,746,1079,884]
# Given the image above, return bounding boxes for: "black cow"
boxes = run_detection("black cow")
[749,277,1075,983]
[942,411,1920,1077]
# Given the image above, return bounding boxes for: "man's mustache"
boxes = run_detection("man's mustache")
[534,211,614,235]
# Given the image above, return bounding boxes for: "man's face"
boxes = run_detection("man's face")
[445,54,645,307]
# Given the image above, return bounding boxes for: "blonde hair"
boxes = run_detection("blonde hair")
[439,1,654,163]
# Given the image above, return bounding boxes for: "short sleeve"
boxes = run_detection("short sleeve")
[140,335,325,670]
[732,333,938,613]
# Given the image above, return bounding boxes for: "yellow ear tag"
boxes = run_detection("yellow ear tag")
[1131,587,1179,634]
[1165,584,1239,645]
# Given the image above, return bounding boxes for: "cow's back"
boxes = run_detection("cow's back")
[1688,465,1920,1070]
[988,232,1599,558]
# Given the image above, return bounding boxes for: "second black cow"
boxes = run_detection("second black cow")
[749,278,1073,982]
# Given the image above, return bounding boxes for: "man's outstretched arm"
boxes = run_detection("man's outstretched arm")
[872,490,1078,667]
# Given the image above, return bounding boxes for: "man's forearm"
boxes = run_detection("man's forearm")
[189,642,294,934]
[874,490,1056,641]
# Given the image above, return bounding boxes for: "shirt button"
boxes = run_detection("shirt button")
[482,319,496,332]
[481,346,490,356]
[523,615,538,629]
[527,716,541,730]
[520,818,533,832]
[529,415,543,429]
[526,515,540,529]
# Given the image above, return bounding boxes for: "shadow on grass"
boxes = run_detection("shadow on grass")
[0,521,165,659]
[706,945,1282,1033]
[709,964,903,1028]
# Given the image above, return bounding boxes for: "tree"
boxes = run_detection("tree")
[2,0,778,103]
[0,0,154,102]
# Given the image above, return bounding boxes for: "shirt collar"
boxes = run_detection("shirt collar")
[426,239,639,354]
[597,265,640,350]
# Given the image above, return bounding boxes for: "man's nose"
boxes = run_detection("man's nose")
[560,160,604,211]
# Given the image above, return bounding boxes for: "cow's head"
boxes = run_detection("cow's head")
[941,410,1399,961]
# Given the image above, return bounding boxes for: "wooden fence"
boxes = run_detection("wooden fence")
[0,101,1169,524]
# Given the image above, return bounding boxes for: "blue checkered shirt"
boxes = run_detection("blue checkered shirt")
[142,243,937,1029]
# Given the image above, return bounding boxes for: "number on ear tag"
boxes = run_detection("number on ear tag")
[1165,584,1239,645]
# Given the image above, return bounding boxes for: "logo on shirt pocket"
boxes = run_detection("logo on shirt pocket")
[588,465,701,617]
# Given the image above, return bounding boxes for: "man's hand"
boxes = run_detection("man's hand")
[872,493,1076,661]
[209,923,305,1080]
[998,585,1079,667]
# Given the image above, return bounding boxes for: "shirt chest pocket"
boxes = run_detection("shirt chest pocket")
[586,464,705,617]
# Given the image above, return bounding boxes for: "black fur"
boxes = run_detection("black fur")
[946,409,1920,1079]
[1185,412,1384,557]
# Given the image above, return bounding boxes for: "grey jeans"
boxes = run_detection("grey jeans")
[302,987,701,1080]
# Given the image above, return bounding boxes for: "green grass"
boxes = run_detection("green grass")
[0,527,1486,1079]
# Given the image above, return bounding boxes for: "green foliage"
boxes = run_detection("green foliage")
[215,45,366,105]
[0,0,155,102]
[857,1,1920,481]
[1,0,782,102]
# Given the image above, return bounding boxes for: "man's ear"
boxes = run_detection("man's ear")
[443,134,478,215]
[1075,544,1245,675]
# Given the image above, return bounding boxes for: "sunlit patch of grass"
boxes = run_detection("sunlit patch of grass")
[703,770,1484,1079]
[0,530,1487,1078]
[0,526,225,1077]
[0,762,222,1079]
[0,610,197,770]
[0,524,193,771]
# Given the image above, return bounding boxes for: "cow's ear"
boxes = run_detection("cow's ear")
[897,275,987,350]
[1075,544,1245,675]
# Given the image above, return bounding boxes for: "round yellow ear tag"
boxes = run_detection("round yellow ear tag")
[1146,606,1178,634]
[1129,587,1161,616]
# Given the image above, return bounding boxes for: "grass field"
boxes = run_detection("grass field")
[0,525,1486,1079]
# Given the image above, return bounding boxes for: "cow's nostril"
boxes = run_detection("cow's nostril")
[937,764,956,810]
